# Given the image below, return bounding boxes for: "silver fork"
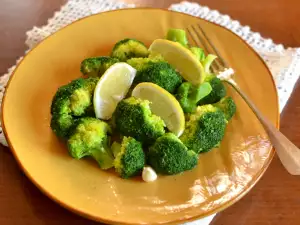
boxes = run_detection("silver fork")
[187,24,300,175]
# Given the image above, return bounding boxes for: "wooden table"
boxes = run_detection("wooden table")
[0,0,299,224]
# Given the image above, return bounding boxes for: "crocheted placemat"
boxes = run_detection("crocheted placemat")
[1,1,299,224]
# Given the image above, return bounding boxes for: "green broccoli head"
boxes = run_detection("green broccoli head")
[114,97,165,144]
[50,113,75,138]
[180,105,227,154]
[51,77,98,116]
[190,47,205,61]
[197,75,226,105]
[126,57,151,71]
[50,77,98,138]
[111,38,149,61]
[147,133,198,175]
[67,117,114,170]
[113,137,145,178]
[133,61,183,93]
[126,53,165,71]
[214,96,237,121]
[80,56,119,77]
[176,82,212,113]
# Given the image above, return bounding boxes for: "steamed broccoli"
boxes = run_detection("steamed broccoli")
[197,75,226,105]
[132,61,183,93]
[114,97,165,144]
[50,113,75,139]
[180,105,227,154]
[113,137,145,178]
[190,47,217,73]
[50,77,98,138]
[111,38,149,61]
[166,28,188,47]
[147,133,198,175]
[214,96,236,120]
[67,117,114,169]
[80,56,119,77]
[176,82,212,113]
[126,53,164,71]
[190,47,205,61]
[127,52,182,93]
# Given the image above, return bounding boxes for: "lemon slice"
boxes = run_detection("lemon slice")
[149,39,205,85]
[132,82,185,137]
[93,62,136,120]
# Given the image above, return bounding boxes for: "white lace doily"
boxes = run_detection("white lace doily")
[1,1,299,224]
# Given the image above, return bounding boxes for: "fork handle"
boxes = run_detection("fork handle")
[224,80,300,175]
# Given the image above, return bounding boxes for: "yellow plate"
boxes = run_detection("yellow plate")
[2,8,279,225]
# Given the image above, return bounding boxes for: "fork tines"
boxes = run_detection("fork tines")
[186,24,230,72]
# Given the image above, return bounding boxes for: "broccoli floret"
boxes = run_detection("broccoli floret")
[180,105,227,154]
[114,97,165,144]
[190,47,205,61]
[202,54,218,74]
[113,137,145,178]
[166,28,188,47]
[50,77,98,138]
[197,75,226,105]
[111,38,149,61]
[127,57,151,71]
[147,133,198,175]
[80,56,119,77]
[50,113,75,138]
[214,96,236,120]
[126,53,164,71]
[51,77,98,116]
[67,117,114,170]
[176,82,212,113]
[133,61,183,93]
[127,54,182,94]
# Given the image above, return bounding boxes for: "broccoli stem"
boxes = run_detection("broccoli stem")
[166,29,188,47]
[190,47,206,61]
[176,82,212,113]
[202,54,217,74]
[111,141,121,158]
[91,147,114,170]
[194,82,213,102]
[90,136,114,170]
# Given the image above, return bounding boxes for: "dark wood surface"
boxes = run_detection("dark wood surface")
[0,0,299,225]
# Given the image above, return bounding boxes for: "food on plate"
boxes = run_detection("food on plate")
[214,96,237,121]
[113,97,165,144]
[147,133,198,175]
[130,60,182,93]
[149,39,205,85]
[176,81,212,113]
[197,74,227,105]
[113,136,145,178]
[80,56,119,77]
[50,28,237,181]
[67,117,114,169]
[111,38,149,61]
[180,105,227,154]
[93,62,136,120]
[132,82,185,137]
[142,166,158,182]
[50,77,98,138]
[166,28,188,47]
[190,47,205,61]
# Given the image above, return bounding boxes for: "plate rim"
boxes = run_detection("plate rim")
[1,7,280,225]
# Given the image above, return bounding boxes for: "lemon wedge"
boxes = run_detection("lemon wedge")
[93,62,136,120]
[132,82,185,137]
[149,39,205,85]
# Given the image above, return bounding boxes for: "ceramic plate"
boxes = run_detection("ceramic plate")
[2,8,279,225]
